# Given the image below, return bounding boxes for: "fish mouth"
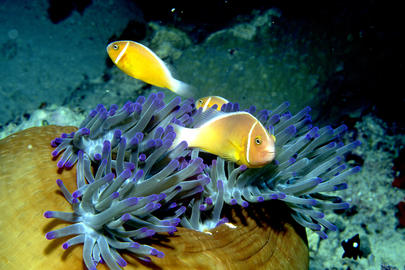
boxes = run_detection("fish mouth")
[263,143,275,159]
[251,151,275,168]
[263,151,276,162]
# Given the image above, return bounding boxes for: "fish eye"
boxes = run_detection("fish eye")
[198,99,204,104]
[113,44,119,50]
[255,136,262,145]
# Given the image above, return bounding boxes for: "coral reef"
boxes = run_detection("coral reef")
[0,105,83,140]
[308,114,405,269]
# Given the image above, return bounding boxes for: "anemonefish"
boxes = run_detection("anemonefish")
[106,40,193,98]
[196,96,229,111]
[173,111,276,168]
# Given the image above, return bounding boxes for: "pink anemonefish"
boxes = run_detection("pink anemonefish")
[106,40,194,98]
[196,96,229,111]
[173,111,276,168]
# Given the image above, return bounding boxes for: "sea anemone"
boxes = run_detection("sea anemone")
[45,93,207,269]
[44,92,360,269]
[0,125,308,269]
[182,101,361,239]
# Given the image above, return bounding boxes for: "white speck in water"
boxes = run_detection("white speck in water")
[8,29,19,40]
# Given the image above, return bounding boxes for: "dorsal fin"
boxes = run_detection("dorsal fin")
[192,107,226,128]
[193,109,253,129]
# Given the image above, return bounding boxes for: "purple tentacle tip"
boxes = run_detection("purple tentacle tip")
[268,194,278,200]
[56,179,63,186]
[147,139,156,148]
[196,185,204,193]
[43,211,53,218]
[216,217,229,227]
[45,231,56,240]
[289,157,296,164]
[106,172,115,181]
[139,153,146,161]
[94,153,101,161]
[158,193,167,201]
[126,197,139,206]
[114,129,121,138]
[352,166,361,173]
[146,229,156,237]
[80,127,90,136]
[116,258,127,267]
[150,248,158,256]
[103,140,111,150]
[168,202,177,209]
[112,192,120,199]
[72,190,82,198]
[134,169,144,181]
[168,226,177,234]
[121,213,131,221]
[126,162,135,171]
[121,168,132,179]
[340,202,350,209]
[277,192,286,199]
[156,251,165,258]
[56,160,65,168]
[308,199,318,206]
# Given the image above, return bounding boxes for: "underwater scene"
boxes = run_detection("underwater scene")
[0,0,404,269]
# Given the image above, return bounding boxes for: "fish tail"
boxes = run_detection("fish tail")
[169,78,197,99]
[171,124,199,150]
[171,124,188,149]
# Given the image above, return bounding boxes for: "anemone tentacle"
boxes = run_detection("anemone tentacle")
[46,93,360,269]
[181,101,360,238]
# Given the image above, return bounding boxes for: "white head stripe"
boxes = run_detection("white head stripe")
[202,97,211,111]
[258,120,271,142]
[114,41,129,64]
[246,121,258,164]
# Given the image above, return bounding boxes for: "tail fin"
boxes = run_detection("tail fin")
[169,78,197,99]
[171,124,199,150]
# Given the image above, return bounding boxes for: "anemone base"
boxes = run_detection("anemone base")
[0,125,308,269]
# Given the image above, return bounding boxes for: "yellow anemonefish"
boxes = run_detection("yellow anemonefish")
[173,111,276,168]
[196,96,229,111]
[106,40,193,97]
